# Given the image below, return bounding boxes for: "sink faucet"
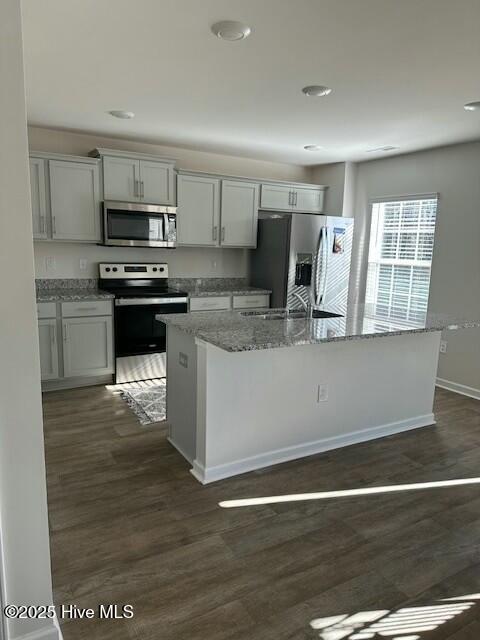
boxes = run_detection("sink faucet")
[292,291,312,317]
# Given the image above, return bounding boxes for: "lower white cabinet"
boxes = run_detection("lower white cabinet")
[232,294,270,309]
[38,319,59,380]
[190,296,231,312]
[62,316,114,378]
[37,300,114,385]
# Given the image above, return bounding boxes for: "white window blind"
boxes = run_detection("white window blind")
[366,197,437,324]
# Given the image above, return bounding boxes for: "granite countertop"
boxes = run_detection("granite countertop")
[37,289,114,302]
[181,286,272,298]
[157,304,480,353]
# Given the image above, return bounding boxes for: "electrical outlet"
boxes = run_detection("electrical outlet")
[79,258,88,272]
[179,352,188,368]
[45,256,56,272]
[317,384,328,402]
[440,340,448,354]
[211,259,218,271]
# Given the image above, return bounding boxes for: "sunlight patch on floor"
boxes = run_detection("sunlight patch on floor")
[309,596,477,639]
[218,477,480,508]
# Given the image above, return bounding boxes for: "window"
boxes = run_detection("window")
[365,196,437,324]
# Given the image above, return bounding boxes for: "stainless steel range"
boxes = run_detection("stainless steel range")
[98,263,187,383]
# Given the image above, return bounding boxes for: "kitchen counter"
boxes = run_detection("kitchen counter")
[161,304,480,484]
[157,304,479,353]
[36,288,114,302]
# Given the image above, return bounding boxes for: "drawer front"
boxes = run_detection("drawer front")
[61,300,112,317]
[189,296,231,312]
[233,294,270,309]
[37,302,56,318]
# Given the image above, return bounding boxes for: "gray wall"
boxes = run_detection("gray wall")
[28,126,313,280]
[0,2,58,639]
[349,141,480,393]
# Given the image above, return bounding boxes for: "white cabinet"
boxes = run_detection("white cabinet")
[260,184,294,211]
[260,183,325,213]
[177,174,220,246]
[177,174,259,248]
[62,316,113,378]
[38,319,59,380]
[29,158,48,239]
[103,156,139,201]
[140,160,175,205]
[232,294,270,309]
[49,159,100,242]
[98,150,175,205]
[189,296,231,312]
[294,187,325,213]
[220,180,259,248]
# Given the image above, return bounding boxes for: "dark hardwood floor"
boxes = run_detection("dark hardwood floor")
[42,385,480,640]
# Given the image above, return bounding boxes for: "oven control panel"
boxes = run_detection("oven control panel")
[99,263,168,279]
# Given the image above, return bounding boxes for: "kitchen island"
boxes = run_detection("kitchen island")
[158,306,478,484]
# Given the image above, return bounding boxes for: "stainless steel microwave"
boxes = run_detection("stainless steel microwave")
[103,201,177,248]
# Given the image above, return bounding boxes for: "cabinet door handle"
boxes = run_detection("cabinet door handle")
[213,226,218,241]
[134,180,138,198]
[141,181,145,198]
[52,216,57,235]
[289,191,293,206]
[294,191,298,206]
[63,324,67,342]
[221,226,225,242]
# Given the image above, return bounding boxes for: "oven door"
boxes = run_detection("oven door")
[103,201,177,248]
[114,298,187,383]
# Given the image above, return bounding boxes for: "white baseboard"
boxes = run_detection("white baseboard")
[191,413,436,484]
[436,377,480,401]
[13,619,61,640]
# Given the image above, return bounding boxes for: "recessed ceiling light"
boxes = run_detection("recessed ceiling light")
[366,145,399,153]
[464,101,480,111]
[108,110,135,119]
[304,145,323,151]
[211,21,251,41]
[302,85,332,97]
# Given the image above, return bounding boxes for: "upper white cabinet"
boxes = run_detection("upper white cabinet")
[94,149,175,205]
[177,174,220,246]
[260,183,325,213]
[140,160,174,204]
[260,184,293,211]
[294,186,325,213]
[220,180,259,248]
[103,156,138,201]
[49,160,100,242]
[177,173,259,248]
[29,158,48,239]
[29,153,101,243]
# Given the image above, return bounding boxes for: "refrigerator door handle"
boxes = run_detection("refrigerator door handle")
[321,226,330,304]
[313,226,324,306]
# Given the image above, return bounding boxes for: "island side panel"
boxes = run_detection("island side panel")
[166,326,198,463]
[193,331,441,483]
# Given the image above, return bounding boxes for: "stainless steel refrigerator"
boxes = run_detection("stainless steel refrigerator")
[249,213,354,314]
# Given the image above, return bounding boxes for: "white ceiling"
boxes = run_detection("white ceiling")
[22,0,480,166]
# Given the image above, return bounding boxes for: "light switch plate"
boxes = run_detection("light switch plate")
[45,256,56,272]
[179,352,188,368]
